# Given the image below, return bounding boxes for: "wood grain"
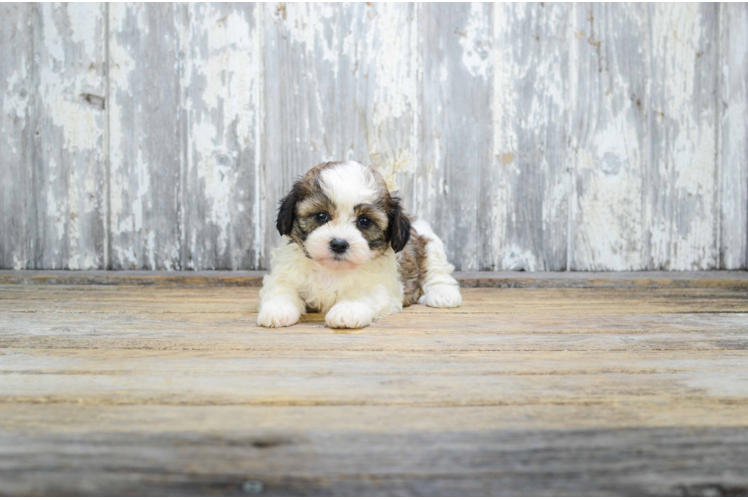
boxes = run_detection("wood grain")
[3,269,748,289]
[33,4,107,271]
[338,3,419,214]
[108,3,183,270]
[647,4,720,270]
[1,281,748,494]
[181,3,260,270]
[1,4,107,270]
[419,3,491,271]
[0,4,35,270]
[262,3,344,263]
[491,3,570,272]
[569,4,648,271]
[1,426,747,496]
[720,3,748,270]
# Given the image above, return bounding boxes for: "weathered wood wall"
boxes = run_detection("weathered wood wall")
[1,3,747,271]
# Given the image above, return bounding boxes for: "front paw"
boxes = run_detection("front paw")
[325,301,374,329]
[418,284,462,308]
[257,299,301,328]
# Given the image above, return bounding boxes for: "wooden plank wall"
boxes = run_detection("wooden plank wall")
[1,3,747,272]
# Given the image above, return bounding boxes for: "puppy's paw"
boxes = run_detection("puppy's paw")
[257,299,301,328]
[325,301,374,329]
[418,284,462,308]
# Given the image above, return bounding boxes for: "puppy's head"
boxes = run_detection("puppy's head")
[277,161,410,271]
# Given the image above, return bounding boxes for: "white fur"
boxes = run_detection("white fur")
[325,300,375,329]
[412,220,463,308]
[256,295,302,328]
[258,238,404,328]
[320,161,379,213]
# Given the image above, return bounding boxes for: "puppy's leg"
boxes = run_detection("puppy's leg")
[412,220,462,308]
[257,243,309,328]
[257,290,304,328]
[325,285,394,329]
[257,271,306,328]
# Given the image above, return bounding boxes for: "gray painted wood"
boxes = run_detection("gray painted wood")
[1,4,106,270]
[181,3,260,270]
[0,4,35,270]
[569,4,649,271]
[33,3,107,270]
[491,3,570,271]
[1,3,747,271]
[335,3,419,221]
[108,3,183,270]
[720,3,748,270]
[419,3,491,272]
[2,269,748,289]
[262,3,338,265]
[647,4,720,270]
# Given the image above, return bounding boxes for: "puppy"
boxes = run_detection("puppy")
[257,160,462,329]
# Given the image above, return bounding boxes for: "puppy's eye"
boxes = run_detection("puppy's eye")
[315,212,330,223]
[357,216,372,229]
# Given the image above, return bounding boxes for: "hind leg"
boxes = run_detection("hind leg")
[412,220,462,308]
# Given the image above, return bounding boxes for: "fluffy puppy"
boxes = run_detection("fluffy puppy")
[257,160,462,329]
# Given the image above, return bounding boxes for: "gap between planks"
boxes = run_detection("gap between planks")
[1,270,748,288]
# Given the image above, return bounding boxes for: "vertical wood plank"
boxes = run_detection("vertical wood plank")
[336,3,418,212]
[262,3,340,264]
[647,4,720,270]
[490,3,570,271]
[0,4,35,269]
[108,4,182,270]
[419,3,492,271]
[181,3,259,270]
[568,4,649,270]
[262,3,416,265]
[33,3,107,269]
[719,4,748,270]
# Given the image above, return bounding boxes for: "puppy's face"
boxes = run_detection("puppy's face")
[276,161,410,271]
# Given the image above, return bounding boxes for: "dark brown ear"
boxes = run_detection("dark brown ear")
[387,196,411,253]
[276,183,300,236]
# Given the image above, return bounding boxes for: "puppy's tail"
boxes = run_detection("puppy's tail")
[411,220,462,308]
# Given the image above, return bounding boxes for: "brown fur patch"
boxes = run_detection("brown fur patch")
[277,162,342,249]
[398,226,428,306]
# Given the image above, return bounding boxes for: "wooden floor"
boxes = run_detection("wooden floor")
[1,273,748,496]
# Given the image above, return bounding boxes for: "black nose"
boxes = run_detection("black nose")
[330,239,349,254]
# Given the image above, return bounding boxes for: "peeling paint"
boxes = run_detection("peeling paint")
[459,3,491,80]
[282,3,338,68]
[68,2,99,58]
[501,244,539,272]
[720,4,748,269]
[649,3,719,270]
[184,5,255,262]
[2,3,746,272]
[2,72,29,119]
[375,149,412,192]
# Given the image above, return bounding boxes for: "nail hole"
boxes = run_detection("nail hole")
[241,480,264,495]
[81,93,105,110]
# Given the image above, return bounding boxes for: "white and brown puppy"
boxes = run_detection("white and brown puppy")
[258,160,461,329]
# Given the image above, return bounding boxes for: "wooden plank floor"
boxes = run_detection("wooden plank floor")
[1,273,748,495]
